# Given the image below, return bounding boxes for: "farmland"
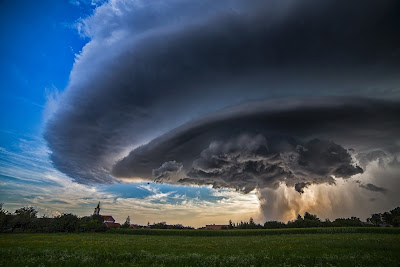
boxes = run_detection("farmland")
[1,228,400,266]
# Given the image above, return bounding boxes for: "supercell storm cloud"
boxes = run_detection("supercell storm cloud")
[44,0,400,220]
[112,98,399,192]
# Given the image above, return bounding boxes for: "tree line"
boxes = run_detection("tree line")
[0,203,399,233]
[0,204,108,232]
[230,207,400,229]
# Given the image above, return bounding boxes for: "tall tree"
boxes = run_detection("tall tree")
[12,206,38,231]
[0,203,7,228]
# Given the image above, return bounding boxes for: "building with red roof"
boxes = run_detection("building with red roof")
[205,224,229,230]
[105,221,121,228]
[93,202,121,228]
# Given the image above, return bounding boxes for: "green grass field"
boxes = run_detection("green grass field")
[0,228,399,266]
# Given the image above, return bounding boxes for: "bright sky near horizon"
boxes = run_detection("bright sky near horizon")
[1,0,400,227]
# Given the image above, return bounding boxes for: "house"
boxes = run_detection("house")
[102,215,115,223]
[105,221,121,228]
[102,215,121,228]
[93,202,121,228]
[205,224,229,230]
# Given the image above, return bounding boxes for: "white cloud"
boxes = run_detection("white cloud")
[43,86,61,123]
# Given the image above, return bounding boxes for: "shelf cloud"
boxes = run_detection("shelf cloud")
[112,98,399,192]
[45,0,400,184]
[43,0,400,220]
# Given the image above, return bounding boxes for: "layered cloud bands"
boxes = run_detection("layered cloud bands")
[112,98,399,193]
[45,0,400,184]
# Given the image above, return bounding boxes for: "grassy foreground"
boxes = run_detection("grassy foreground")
[0,229,399,266]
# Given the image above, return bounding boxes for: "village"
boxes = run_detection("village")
[91,202,400,230]
[93,202,229,230]
[1,202,398,233]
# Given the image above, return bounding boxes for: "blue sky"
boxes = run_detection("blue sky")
[0,0,90,142]
[0,0,94,213]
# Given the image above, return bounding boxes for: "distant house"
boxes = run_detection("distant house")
[102,215,115,223]
[205,224,229,230]
[93,202,121,228]
[130,224,139,229]
[103,215,121,228]
[105,221,121,228]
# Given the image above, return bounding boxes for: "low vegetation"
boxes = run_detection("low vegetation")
[1,203,399,233]
[0,230,399,266]
[108,227,400,236]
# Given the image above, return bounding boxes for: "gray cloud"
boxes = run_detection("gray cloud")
[356,150,391,169]
[46,0,400,184]
[152,161,183,181]
[112,97,399,194]
[358,183,387,194]
[181,135,362,193]
[294,183,310,194]
[354,151,400,194]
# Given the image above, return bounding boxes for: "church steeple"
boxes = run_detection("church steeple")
[94,202,100,215]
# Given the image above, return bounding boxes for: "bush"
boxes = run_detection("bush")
[79,215,107,232]
[264,221,286,229]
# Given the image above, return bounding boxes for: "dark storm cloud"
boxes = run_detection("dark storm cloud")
[355,179,388,194]
[359,183,387,194]
[181,136,362,193]
[46,0,400,184]
[112,97,400,192]
[152,161,183,180]
[294,183,310,194]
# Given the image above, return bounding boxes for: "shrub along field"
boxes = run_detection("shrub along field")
[0,228,399,266]
[108,227,400,236]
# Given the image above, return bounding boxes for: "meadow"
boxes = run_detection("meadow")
[0,228,399,266]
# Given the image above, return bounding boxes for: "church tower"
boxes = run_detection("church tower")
[94,202,100,215]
